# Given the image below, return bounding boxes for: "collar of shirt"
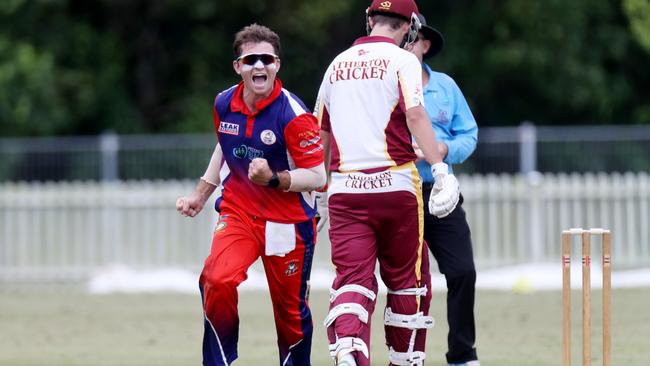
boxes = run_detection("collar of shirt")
[422,63,438,94]
[230,78,283,116]
[352,35,396,46]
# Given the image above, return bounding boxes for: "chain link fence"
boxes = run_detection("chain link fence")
[2,124,650,182]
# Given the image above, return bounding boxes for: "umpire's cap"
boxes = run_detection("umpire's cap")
[367,0,419,21]
[417,13,444,59]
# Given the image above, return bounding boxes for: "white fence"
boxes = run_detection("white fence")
[461,172,650,267]
[1,173,649,283]
[0,181,217,282]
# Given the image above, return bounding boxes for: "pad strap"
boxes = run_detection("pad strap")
[324,303,369,327]
[384,307,434,330]
[387,287,427,297]
[330,284,377,302]
[388,347,426,366]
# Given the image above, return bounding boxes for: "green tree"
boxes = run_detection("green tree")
[0,0,135,136]
[624,0,650,52]
[623,0,650,122]
[1,0,649,137]
[422,0,649,124]
[0,38,64,135]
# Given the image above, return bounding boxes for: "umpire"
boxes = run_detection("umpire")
[410,13,480,366]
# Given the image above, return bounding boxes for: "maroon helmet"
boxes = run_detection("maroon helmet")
[366,0,421,48]
[367,0,419,20]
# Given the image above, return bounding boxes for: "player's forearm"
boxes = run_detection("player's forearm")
[193,144,223,202]
[201,144,223,186]
[273,170,291,191]
[414,133,443,165]
[248,158,323,191]
[194,178,217,202]
[287,164,326,192]
[249,165,323,192]
[260,164,325,192]
[406,107,444,165]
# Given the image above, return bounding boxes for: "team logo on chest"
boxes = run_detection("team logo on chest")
[219,121,240,136]
[436,110,450,124]
[260,130,276,145]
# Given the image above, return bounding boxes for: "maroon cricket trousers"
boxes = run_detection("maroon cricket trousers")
[326,190,432,366]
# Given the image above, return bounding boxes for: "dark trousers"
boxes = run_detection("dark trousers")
[422,184,478,364]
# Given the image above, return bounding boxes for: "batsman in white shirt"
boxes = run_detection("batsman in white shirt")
[314,1,460,365]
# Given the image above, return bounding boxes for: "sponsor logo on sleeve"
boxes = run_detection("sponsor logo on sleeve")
[304,146,324,155]
[298,135,323,155]
[298,130,318,139]
[219,121,240,136]
[299,135,321,148]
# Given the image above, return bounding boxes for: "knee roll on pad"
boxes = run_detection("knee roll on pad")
[324,303,369,327]
[389,348,426,366]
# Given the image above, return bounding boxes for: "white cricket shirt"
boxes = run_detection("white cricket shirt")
[315,35,425,195]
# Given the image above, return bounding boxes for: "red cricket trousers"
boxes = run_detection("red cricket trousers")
[199,206,315,366]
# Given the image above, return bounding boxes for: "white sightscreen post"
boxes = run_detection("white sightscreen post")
[100,132,119,181]
[519,121,537,174]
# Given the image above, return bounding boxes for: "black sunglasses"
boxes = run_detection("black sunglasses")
[236,53,278,66]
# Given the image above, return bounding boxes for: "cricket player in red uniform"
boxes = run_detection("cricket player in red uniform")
[176,24,325,366]
[314,1,461,365]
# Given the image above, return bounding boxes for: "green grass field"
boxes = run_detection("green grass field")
[0,288,648,365]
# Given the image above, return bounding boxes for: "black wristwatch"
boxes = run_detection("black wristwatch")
[267,171,280,188]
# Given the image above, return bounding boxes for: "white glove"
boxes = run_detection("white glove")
[314,191,328,232]
[428,162,460,218]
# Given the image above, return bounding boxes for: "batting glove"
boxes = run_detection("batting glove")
[428,162,460,218]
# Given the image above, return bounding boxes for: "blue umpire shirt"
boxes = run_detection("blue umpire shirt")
[416,63,478,183]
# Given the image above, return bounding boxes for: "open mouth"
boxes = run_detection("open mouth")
[252,74,267,87]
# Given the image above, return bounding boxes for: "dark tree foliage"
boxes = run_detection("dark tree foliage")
[1,0,649,137]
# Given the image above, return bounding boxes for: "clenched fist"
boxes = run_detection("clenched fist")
[176,193,206,218]
[248,158,273,186]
